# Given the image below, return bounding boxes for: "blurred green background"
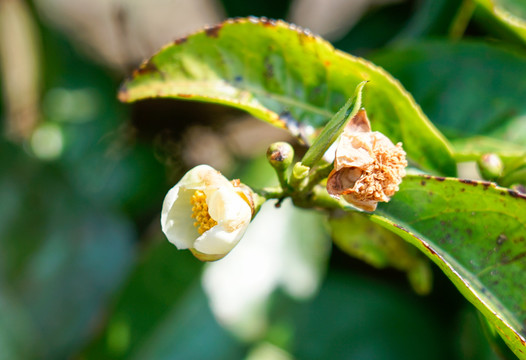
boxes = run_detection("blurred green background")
[1,0,524,359]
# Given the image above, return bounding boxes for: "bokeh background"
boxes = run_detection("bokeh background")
[1,0,523,359]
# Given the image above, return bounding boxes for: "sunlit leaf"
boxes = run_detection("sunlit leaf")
[372,175,526,359]
[119,17,456,175]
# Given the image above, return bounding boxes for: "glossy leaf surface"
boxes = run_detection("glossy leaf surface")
[373,175,526,358]
[119,18,456,175]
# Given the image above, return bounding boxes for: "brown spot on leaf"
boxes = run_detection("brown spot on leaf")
[259,17,277,27]
[117,84,129,102]
[435,176,446,182]
[508,189,526,200]
[133,61,159,77]
[459,179,478,186]
[420,180,426,186]
[174,36,187,45]
[205,24,223,37]
[503,252,526,265]
[264,59,274,78]
[496,234,507,246]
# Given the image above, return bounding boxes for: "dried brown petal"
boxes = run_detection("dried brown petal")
[327,109,407,211]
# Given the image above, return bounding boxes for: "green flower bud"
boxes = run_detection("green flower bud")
[478,153,503,181]
[266,142,294,171]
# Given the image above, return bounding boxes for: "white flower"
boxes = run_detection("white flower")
[161,165,253,261]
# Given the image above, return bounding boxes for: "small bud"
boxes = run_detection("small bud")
[292,162,310,178]
[266,142,294,171]
[478,153,503,181]
[289,162,310,189]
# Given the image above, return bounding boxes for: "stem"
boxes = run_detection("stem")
[301,162,333,194]
[449,0,475,40]
[276,168,291,192]
[255,186,284,199]
[293,185,346,210]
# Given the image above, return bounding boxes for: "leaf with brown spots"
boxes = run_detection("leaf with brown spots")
[119,17,455,176]
[371,174,526,359]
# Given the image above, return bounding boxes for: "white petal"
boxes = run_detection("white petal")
[160,185,198,249]
[193,223,248,255]
[178,164,231,191]
[206,187,252,231]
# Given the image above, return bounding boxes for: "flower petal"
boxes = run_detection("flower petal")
[206,187,252,232]
[160,185,198,249]
[193,223,248,256]
[178,164,231,191]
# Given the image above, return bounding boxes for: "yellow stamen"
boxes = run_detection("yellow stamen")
[190,190,217,234]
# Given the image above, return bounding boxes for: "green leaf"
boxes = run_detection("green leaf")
[370,41,526,138]
[474,0,526,44]
[329,212,432,295]
[289,270,455,360]
[130,284,247,360]
[301,81,366,168]
[372,175,526,358]
[119,17,456,175]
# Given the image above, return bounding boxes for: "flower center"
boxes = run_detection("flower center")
[190,190,217,234]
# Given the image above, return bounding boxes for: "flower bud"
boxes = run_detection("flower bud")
[477,153,503,181]
[327,109,407,212]
[161,165,254,261]
[266,142,294,171]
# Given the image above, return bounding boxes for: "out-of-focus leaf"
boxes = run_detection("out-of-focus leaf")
[289,270,449,360]
[333,2,412,54]
[129,284,247,360]
[370,41,526,138]
[372,175,526,359]
[329,212,432,295]
[474,0,526,44]
[0,142,135,360]
[455,308,502,360]
[452,136,526,162]
[0,292,36,360]
[81,239,203,360]
[451,136,526,185]
[394,0,461,41]
[119,18,456,175]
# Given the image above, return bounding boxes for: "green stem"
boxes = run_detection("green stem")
[449,0,476,40]
[301,162,333,194]
[293,185,346,211]
[255,186,284,199]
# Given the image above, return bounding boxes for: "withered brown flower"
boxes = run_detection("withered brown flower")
[326,109,407,212]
